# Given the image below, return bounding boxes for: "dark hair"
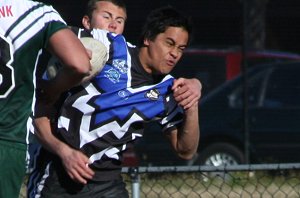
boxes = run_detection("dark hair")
[84,0,127,20]
[138,6,193,47]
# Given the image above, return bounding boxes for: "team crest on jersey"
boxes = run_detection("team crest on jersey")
[145,89,160,101]
[113,59,127,73]
[105,68,120,83]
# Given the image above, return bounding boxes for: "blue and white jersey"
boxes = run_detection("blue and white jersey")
[58,28,184,180]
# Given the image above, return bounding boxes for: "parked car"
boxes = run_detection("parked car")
[129,61,300,167]
[123,47,300,166]
[171,47,300,96]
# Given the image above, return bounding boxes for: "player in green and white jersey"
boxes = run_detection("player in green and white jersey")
[0,0,91,197]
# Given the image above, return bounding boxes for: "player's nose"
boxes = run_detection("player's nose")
[108,21,117,31]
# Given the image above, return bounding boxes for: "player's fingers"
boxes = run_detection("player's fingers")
[172,78,185,90]
[174,87,190,101]
[70,169,88,184]
[181,97,199,109]
[177,92,199,108]
[173,84,190,98]
[177,96,191,108]
[72,154,94,178]
[78,162,94,179]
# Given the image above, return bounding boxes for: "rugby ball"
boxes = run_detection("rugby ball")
[80,37,108,83]
[45,37,107,83]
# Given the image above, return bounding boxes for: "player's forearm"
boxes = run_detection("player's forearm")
[33,116,72,158]
[48,28,91,77]
[49,67,87,94]
[177,103,200,160]
[47,28,91,95]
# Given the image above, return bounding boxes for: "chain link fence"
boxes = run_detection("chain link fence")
[20,163,300,198]
[123,163,300,198]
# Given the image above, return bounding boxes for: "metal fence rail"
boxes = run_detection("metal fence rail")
[122,163,300,198]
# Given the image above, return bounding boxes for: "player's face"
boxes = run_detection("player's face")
[83,1,126,34]
[142,27,189,75]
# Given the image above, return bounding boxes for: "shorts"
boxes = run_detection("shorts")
[28,148,129,198]
[0,140,27,198]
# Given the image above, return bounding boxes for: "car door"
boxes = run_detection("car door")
[249,63,300,163]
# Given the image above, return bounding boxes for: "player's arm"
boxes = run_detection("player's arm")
[33,28,96,183]
[33,116,94,184]
[166,78,201,160]
[39,28,92,104]
[165,102,200,160]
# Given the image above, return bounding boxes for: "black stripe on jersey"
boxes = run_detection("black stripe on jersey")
[5,3,44,38]
[80,129,137,157]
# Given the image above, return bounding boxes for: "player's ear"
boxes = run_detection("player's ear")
[144,38,150,46]
[82,15,91,30]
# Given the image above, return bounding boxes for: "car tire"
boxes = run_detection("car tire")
[197,143,245,166]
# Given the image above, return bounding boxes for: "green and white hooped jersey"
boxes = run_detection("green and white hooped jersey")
[0,0,66,145]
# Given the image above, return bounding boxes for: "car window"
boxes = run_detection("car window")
[263,65,300,108]
[173,54,226,96]
[228,68,270,108]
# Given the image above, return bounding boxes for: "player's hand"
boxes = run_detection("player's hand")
[172,78,202,110]
[59,147,94,184]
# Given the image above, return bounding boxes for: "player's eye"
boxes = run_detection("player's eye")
[116,19,124,24]
[102,13,110,19]
[166,41,174,47]
[178,47,185,53]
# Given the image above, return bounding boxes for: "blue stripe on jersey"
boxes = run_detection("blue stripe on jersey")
[110,33,128,72]
[91,78,173,126]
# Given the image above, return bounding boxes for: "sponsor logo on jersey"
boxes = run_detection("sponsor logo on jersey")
[113,59,127,74]
[105,68,120,83]
[145,89,160,101]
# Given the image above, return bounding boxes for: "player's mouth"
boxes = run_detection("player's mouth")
[166,60,175,67]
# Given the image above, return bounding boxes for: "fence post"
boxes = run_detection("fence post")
[129,167,140,198]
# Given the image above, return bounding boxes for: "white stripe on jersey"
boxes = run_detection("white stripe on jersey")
[58,116,70,131]
[61,82,145,148]
[126,46,132,88]
[127,74,174,93]
[79,112,144,148]
[35,162,52,198]
[12,6,65,51]
[0,33,15,98]
[73,83,101,114]
[90,29,112,52]
[89,147,120,163]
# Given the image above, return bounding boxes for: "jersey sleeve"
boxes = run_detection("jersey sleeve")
[90,28,114,51]
[40,5,68,49]
[159,93,184,132]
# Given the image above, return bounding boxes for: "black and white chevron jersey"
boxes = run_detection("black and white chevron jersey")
[58,28,184,180]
